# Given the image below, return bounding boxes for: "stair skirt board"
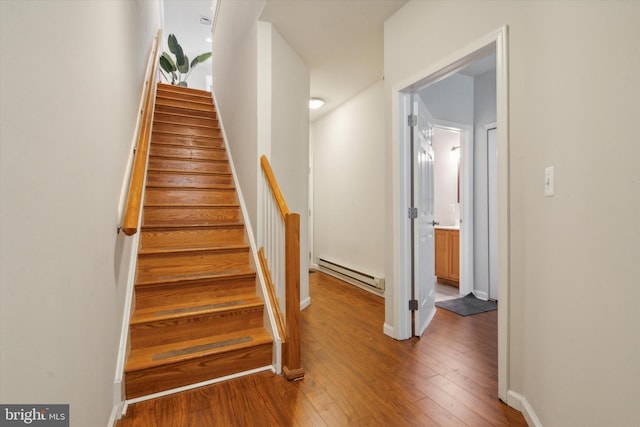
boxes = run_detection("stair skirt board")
[123,365,275,409]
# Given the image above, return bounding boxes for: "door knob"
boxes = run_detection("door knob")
[431,221,440,226]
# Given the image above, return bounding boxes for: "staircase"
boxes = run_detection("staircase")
[124,83,273,399]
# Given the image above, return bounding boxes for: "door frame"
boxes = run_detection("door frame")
[388,26,509,402]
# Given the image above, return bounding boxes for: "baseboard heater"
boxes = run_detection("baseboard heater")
[317,258,385,292]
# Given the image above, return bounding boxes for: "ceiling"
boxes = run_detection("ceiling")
[259,0,407,121]
[165,1,497,122]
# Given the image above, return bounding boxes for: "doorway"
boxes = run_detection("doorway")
[390,27,509,401]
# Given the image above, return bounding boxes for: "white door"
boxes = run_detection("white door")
[413,96,436,336]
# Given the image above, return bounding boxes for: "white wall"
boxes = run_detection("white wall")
[0,1,160,425]
[433,128,461,226]
[418,73,474,125]
[213,9,310,305]
[312,81,386,280]
[212,0,264,230]
[264,22,311,305]
[385,1,640,425]
[473,69,497,298]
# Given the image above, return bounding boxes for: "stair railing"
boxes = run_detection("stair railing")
[121,29,162,236]
[259,155,304,380]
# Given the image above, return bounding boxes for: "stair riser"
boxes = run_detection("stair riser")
[141,226,245,250]
[154,103,215,116]
[148,158,230,174]
[136,249,250,282]
[143,206,240,226]
[154,122,220,138]
[146,172,233,187]
[154,112,218,128]
[134,275,257,309]
[151,133,224,149]
[130,305,265,348]
[156,88,212,103]
[124,343,272,399]
[144,188,237,205]
[150,145,227,161]
[155,96,215,110]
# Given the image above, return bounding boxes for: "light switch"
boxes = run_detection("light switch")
[544,166,554,197]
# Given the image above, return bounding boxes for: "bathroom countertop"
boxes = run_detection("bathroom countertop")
[435,225,460,230]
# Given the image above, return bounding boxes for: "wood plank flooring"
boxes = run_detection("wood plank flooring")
[118,272,526,426]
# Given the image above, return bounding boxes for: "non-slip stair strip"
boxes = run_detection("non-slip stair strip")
[153,300,248,317]
[152,336,253,361]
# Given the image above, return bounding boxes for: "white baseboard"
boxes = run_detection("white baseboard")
[300,296,311,311]
[473,290,489,301]
[383,322,396,338]
[507,390,543,427]
[126,366,274,405]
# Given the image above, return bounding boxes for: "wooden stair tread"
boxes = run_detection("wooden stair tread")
[155,93,214,106]
[157,83,212,97]
[141,222,244,231]
[144,185,235,191]
[130,294,263,324]
[154,110,216,121]
[147,168,232,176]
[153,118,218,130]
[138,243,249,256]
[135,269,256,287]
[125,328,272,372]
[151,132,224,144]
[150,143,226,152]
[148,156,228,165]
[143,203,239,209]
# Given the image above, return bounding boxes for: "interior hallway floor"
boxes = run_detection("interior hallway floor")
[118,271,525,426]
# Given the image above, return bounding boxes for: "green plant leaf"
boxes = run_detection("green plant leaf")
[191,52,212,68]
[174,44,186,69]
[178,54,189,74]
[159,52,176,73]
[168,34,179,54]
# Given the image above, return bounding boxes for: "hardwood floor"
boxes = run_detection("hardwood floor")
[118,272,526,426]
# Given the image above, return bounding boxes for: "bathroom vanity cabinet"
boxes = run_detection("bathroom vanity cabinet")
[435,228,459,286]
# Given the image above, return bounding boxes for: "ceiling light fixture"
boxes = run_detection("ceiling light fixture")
[309,98,325,109]
[206,37,213,43]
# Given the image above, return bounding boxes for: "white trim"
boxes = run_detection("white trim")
[473,290,489,301]
[390,26,510,400]
[124,366,274,406]
[210,86,282,374]
[300,296,311,311]
[495,26,510,403]
[507,390,543,427]
[383,322,396,338]
[107,404,119,427]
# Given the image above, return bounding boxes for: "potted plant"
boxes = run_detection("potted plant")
[159,34,212,87]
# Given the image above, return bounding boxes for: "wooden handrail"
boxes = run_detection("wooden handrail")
[259,155,304,380]
[121,30,162,236]
[260,155,289,221]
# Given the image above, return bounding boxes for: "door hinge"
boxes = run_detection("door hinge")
[409,299,418,311]
[408,114,417,127]
[408,207,418,219]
